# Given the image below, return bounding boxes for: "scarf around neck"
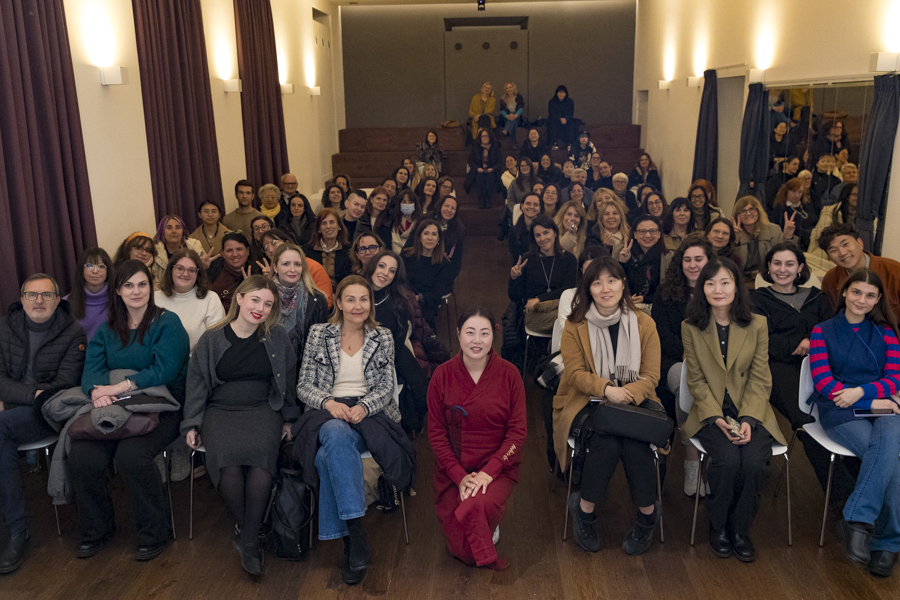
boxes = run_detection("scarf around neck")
[274,277,307,318]
[584,303,642,384]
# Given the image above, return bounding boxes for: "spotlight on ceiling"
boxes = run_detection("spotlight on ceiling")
[477,0,486,12]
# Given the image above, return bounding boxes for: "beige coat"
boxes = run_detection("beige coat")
[736,223,783,272]
[680,314,786,445]
[552,311,661,470]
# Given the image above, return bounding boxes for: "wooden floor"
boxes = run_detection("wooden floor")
[4,236,899,599]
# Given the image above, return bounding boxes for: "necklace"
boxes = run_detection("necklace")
[539,255,556,293]
[375,292,390,306]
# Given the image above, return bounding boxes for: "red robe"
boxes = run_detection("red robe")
[427,351,527,566]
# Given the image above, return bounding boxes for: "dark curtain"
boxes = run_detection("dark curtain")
[691,69,718,187]
[133,0,223,231]
[856,74,900,255]
[736,82,770,203]
[0,0,96,308]
[233,0,289,190]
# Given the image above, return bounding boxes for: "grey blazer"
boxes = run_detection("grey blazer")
[297,322,399,422]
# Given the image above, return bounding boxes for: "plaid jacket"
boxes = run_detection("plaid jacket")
[297,322,399,422]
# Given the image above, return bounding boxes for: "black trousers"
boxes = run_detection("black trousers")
[695,423,773,535]
[68,410,180,545]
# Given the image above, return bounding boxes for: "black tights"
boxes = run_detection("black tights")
[218,466,273,547]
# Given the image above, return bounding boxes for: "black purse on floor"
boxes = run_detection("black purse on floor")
[590,397,674,449]
[268,467,314,561]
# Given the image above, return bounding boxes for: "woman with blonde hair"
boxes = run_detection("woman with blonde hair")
[271,243,329,370]
[469,82,496,139]
[499,83,525,148]
[587,188,618,221]
[732,195,784,282]
[182,275,297,575]
[556,200,588,257]
[588,199,630,257]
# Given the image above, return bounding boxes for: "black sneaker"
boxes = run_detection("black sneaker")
[567,492,600,552]
[622,503,660,556]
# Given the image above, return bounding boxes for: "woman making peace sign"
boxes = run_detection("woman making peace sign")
[617,215,670,305]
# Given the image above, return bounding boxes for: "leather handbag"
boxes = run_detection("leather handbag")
[268,467,314,560]
[590,398,674,448]
[67,411,159,440]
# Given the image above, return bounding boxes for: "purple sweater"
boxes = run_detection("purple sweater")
[64,285,109,342]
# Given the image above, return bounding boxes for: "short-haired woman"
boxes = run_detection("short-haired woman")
[732,196,784,283]
[520,128,548,163]
[154,248,225,351]
[304,208,352,288]
[554,257,662,555]
[258,183,282,220]
[428,307,526,570]
[66,247,114,342]
[681,258,786,562]
[537,153,562,187]
[705,217,743,268]
[547,85,576,149]
[182,275,297,575]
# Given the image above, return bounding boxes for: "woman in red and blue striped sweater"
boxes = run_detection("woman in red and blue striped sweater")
[808,268,900,577]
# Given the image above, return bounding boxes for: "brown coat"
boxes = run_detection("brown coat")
[552,310,661,470]
[680,314,786,444]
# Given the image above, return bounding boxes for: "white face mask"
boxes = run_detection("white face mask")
[400,203,415,215]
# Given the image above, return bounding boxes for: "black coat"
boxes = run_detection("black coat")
[810,170,841,211]
[464,142,502,194]
[547,96,574,124]
[402,254,454,312]
[304,244,353,286]
[508,251,577,303]
[520,141,548,163]
[750,285,833,366]
[650,287,690,380]
[621,244,665,300]
[276,211,316,247]
[627,168,662,192]
[585,170,613,192]
[356,212,393,246]
[508,217,532,261]
[0,301,86,409]
[770,203,819,252]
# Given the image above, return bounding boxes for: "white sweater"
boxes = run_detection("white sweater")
[154,289,225,351]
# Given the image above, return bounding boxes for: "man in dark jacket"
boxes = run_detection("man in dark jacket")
[0,274,86,574]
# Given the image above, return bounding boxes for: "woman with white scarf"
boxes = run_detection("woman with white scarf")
[552,257,662,556]
[271,244,329,372]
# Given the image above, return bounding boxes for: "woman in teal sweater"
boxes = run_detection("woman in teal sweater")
[69,260,189,562]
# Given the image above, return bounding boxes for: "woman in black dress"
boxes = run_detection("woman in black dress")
[182,275,298,576]
[402,219,454,328]
[464,128,502,209]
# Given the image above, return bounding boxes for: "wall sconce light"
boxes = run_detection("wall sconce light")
[309,86,321,96]
[224,79,242,93]
[281,84,294,94]
[99,66,126,86]
[658,80,670,90]
[748,69,766,83]
[686,76,702,88]
[870,52,900,72]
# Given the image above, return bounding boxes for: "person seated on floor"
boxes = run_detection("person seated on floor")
[304,208,352,289]
[342,191,368,240]
[356,186,393,244]
[259,229,333,307]
[705,217,743,268]
[547,85,576,149]
[808,269,900,578]
[189,200,232,257]
[154,249,224,352]
[66,247,113,342]
[424,195,466,282]
[585,154,613,192]
[661,197,698,252]
[688,180,722,231]
[508,193,542,261]
[537,153,562,187]
[808,183,856,256]
[275,191,317,247]
[587,199,630,258]
[428,306,526,571]
[415,177,439,214]
[627,153,662,192]
[208,232,252,312]
[771,178,818,252]
[416,130,447,175]
[618,214,669,305]
[402,219,454,329]
[294,275,411,586]
[258,183,282,221]
[732,195,784,283]
[681,258,787,563]
[554,256,663,556]
[388,190,422,254]
[498,83,525,148]
[222,180,262,238]
[0,274,86,574]
[153,215,204,284]
[182,275,297,576]
[469,82,497,140]
[464,128,502,210]
[69,260,189,563]
[569,131,597,171]
[555,200,588,258]
[818,223,900,319]
[651,234,714,494]
[520,127,548,163]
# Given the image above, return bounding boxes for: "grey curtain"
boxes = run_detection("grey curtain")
[736,83,769,203]
[133,0,224,231]
[691,69,718,187]
[856,74,900,254]
[233,0,289,190]
[0,0,97,307]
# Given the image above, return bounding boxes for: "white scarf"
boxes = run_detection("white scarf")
[584,304,642,384]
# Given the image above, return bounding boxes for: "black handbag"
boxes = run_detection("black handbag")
[268,467,314,561]
[590,398,675,449]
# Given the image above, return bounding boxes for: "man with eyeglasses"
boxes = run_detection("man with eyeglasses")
[279,173,299,209]
[221,179,262,238]
[0,274,86,574]
[343,192,367,240]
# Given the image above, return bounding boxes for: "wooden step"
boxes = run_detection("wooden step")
[456,205,505,236]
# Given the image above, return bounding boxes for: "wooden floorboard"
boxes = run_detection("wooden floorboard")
[2,235,897,599]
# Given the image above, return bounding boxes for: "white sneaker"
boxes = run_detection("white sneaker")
[493,526,500,545]
[683,460,705,497]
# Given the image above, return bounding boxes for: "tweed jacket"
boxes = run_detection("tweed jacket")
[297,322,399,422]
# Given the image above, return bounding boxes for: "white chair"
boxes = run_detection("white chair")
[18,436,61,536]
[678,364,792,546]
[523,325,552,377]
[795,356,856,546]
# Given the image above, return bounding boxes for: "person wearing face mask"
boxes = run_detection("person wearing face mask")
[275,191,316,247]
[661,198,698,252]
[66,247,114,342]
[403,219,454,328]
[305,208,352,288]
[356,186,394,244]
[617,215,670,305]
[424,195,466,282]
[428,307,526,571]
[182,276,297,576]
[771,179,818,251]
[154,249,225,352]
[388,190,423,254]
[208,232,253,312]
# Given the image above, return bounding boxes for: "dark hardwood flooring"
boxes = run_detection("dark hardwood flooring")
[3,236,899,599]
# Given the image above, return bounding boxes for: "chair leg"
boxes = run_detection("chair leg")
[43,447,61,536]
[523,334,531,377]
[785,454,792,546]
[563,449,574,541]
[655,451,664,543]
[690,452,705,546]
[820,454,836,547]
[400,492,409,545]
[775,430,797,498]
[189,450,195,540]
[164,451,176,540]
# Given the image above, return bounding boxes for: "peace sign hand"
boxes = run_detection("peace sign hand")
[732,216,742,235]
[510,255,528,279]
[256,258,272,278]
[618,239,633,263]
[783,211,797,239]
[201,252,220,269]
[240,264,253,280]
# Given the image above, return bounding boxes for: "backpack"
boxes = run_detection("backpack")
[268,467,314,560]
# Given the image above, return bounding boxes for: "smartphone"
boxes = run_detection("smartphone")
[853,408,896,417]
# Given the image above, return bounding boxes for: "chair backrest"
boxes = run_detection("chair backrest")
[512,203,522,226]
[678,362,695,414]
[550,316,564,355]
[798,355,815,416]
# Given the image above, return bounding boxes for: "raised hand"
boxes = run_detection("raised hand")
[510,255,528,279]
[201,252,219,269]
[240,264,253,280]
[618,239,633,263]
[783,211,797,239]
[256,258,272,278]
[731,216,742,235]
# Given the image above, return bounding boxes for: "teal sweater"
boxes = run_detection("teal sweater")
[81,310,189,397]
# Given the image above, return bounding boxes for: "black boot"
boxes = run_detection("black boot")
[345,518,371,571]
[869,550,899,577]
[341,537,366,585]
[836,519,871,566]
[0,530,28,574]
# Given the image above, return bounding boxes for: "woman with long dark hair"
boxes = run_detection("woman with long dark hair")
[66,247,114,342]
[356,186,393,244]
[687,179,720,231]
[415,177,439,214]
[275,191,317,247]
[771,178,818,251]
[388,189,423,253]
[536,153,562,187]
[465,128,502,209]
[627,152,662,191]
[617,215,669,304]
[402,219,454,328]
[416,130,447,175]
[425,195,466,281]
[520,128,548,163]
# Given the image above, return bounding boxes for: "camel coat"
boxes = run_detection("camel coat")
[552,310,661,470]
[680,314,786,445]
[469,94,497,138]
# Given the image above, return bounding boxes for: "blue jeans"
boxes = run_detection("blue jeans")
[315,419,367,540]
[0,406,55,534]
[501,112,521,139]
[826,416,900,552]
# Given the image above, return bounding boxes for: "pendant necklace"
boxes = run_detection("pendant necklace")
[540,255,556,293]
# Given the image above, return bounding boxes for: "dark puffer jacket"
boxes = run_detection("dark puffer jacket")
[0,300,87,409]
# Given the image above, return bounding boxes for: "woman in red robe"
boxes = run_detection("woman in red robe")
[427,307,527,570]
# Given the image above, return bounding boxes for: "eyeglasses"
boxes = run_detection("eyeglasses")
[85,263,107,271]
[635,229,660,235]
[173,265,199,276]
[356,245,381,254]
[23,291,57,301]
[646,200,663,207]
[283,181,298,188]
[263,241,279,252]
[738,207,758,215]
[252,224,271,233]
[690,194,705,200]
[133,247,152,255]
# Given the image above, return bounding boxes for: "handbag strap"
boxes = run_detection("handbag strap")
[271,469,315,532]
[572,409,593,460]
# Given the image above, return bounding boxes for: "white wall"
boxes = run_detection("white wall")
[634,0,900,258]
[64,0,344,247]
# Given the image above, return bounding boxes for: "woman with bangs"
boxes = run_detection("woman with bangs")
[588,199,629,258]
[403,219,454,328]
[661,197,698,252]
[389,189,423,253]
[771,178,818,251]
[154,248,225,352]
[153,215,205,279]
[66,247,114,342]
[275,191,317,247]
[687,180,721,231]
